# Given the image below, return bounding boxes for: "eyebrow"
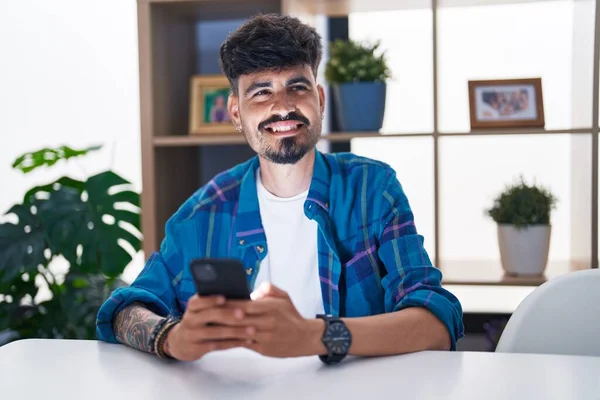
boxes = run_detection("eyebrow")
[244,76,313,96]
[244,81,271,96]
[286,76,312,86]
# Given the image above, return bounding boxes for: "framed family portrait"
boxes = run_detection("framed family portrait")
[189,75,237,135]
[468,78,545,130]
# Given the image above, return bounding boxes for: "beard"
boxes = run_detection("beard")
[241,115,321,165]
[262,135,314,164]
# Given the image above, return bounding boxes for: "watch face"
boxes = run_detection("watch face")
[325,322,351,354]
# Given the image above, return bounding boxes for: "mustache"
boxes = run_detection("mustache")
[258,112,310,132]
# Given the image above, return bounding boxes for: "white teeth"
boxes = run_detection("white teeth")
[271,125,297,133]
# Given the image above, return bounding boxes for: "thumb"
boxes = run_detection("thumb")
[251,282,289,300]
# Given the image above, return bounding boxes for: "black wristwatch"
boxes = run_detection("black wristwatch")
[316,314,352,365]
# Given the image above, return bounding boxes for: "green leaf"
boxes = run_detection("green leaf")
[325,39,391,84]
[486,177,557,228]
[109,190,141,208]
[36,171,142,277]
[0,203,49,284]
[12,145,102,174]
[23,177,85,203]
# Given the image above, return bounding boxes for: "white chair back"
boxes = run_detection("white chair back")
[496,268,600,356]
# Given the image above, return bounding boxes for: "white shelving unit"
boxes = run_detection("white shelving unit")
[137,0,600,285]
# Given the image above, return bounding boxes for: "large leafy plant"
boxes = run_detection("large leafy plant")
[0,145,141,344]
[486,178,557,228]
[325,39,391,84]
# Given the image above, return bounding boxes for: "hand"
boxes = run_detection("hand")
[163,294,255,361]
[232,283,326,358]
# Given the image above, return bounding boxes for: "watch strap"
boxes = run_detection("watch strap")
[316,314,350,365]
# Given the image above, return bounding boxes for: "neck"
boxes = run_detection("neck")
[258,149,315,198]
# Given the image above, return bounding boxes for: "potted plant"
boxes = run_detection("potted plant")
[0,145,141,345]
[325,39,391,132]
[486,178,557,276]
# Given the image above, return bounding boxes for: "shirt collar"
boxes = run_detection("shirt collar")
[305,150,331,214]
[234,156,266,247]
[234,150,332,246]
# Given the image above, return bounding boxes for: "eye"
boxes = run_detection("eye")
[291,85,308,92]
[254,90,270,97]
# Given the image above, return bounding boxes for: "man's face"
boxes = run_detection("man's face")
[227,64,325,165]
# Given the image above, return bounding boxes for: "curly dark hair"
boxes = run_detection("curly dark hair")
[219,13,323,94]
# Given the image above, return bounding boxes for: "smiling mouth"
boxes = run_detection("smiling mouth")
[263,121,305,136]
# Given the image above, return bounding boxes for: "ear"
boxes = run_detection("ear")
[317,84,326,117]
[227,93,241,129]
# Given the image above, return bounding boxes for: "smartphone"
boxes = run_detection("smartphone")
[190,258,251,300]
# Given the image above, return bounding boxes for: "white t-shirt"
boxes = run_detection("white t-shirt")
[254,169,325,319]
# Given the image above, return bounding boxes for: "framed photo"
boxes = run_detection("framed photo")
[189,75,237,135]
[468,78,545,130]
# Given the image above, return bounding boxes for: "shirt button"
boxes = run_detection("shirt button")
[239,239,245,245]
[246,268,253,276]
[325,202,329,208]
[256,245,264,253]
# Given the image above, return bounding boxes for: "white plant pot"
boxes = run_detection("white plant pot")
[497,224,551,276]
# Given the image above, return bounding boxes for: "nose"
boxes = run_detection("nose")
[270,90,296,117]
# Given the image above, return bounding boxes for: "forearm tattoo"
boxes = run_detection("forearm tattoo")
[113,303,164,353]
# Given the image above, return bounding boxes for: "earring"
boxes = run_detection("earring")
[235,126,242,132]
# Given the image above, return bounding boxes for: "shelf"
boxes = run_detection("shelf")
[139,0,281,20]
[327,132,432,141]
[141,0,572,15]
[153,132,433,147]
[153,128,593,147]
[283,0,430,16]
[439,128,592,137]
[282,0,569,16]
[154,134,247,146]
[440,260,589,286]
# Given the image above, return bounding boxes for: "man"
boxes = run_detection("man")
[96,13,463,363]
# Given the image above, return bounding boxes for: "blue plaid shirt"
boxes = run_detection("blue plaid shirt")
[97,151,464,348]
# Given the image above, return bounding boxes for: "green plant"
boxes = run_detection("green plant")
[325,39,391,84]
[0,145,141,344]
[486,177,557,228]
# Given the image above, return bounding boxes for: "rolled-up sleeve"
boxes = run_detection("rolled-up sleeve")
[377,172,464,350]
[96,219,183,343]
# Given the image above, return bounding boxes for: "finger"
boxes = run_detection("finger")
[250,330,276,344]
[186,294,226,313]
[227,298,279,315]
[251,283,289,300]
[210,339,249,352]
[238,315,277,330]
[186,307,275,331]
[184,307,245,328]
[250,282,272,300]
[192,326,256,342]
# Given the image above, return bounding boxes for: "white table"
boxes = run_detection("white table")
[1,339,599,400]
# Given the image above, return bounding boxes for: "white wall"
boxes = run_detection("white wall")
[0,0,144,290]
